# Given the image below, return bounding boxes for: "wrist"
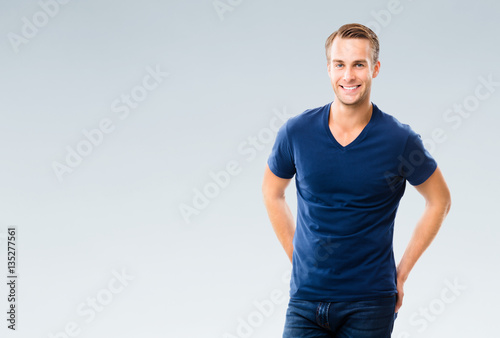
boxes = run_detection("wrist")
[396,266,409,283]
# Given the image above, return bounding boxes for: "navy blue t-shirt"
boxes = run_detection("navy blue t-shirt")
[267,102,437,301]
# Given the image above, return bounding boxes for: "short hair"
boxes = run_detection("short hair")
[325,23,380,65]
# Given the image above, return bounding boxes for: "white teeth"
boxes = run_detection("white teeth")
[343,86,358,90]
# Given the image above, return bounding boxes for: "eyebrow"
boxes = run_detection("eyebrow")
[331,59,368,63]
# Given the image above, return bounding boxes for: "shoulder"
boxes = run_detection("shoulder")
[373,103,418,140]
[285,102,330,133]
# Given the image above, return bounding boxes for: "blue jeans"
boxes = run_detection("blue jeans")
[283,294,398,337]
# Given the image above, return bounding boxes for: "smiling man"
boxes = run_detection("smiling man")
[262,23,451,337]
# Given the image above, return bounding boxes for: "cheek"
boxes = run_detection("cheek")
[361,71,373,81]
[329,71,341,82]
[331,75,342,85]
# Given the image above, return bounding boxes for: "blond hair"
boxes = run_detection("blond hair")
[325,23,380,64]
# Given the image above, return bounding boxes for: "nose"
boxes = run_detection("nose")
[343,66,355,82]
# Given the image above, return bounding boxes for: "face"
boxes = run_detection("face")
[327,37,380,108]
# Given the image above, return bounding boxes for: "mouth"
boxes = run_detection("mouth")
[340,85,361,91]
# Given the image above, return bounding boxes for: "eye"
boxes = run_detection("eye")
[335,64,344,68]
[355,63,365,67]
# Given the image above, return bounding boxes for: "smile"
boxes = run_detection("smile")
[340,85,361,90]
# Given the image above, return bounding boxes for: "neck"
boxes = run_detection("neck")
[330,99,373,129]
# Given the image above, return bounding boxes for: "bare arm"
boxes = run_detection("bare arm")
[262,164,295,263]
[395,166,451,313]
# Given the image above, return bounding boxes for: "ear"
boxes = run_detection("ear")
[372,60,381,78]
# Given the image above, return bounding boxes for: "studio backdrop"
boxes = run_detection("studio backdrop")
[0,0,499,337]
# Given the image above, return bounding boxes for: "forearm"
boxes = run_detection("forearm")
[263,196,296,263]
[397,202,450,282]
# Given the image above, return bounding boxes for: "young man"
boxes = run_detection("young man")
[262,23,451,337]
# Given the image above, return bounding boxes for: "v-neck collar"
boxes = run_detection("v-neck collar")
[323,101,377,151]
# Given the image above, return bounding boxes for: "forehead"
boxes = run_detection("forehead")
[329,37,372,62]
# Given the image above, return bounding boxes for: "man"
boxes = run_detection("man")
[262,23,451,337]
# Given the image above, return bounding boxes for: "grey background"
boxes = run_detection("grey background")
[0,0,499,337]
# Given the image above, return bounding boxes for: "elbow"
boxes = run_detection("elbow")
[439,189,452,217]
[443,185,452,216]
[425,188,451,217]
[441,198,451,217]
[444,194,452,216]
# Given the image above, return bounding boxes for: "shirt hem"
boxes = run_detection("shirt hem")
[290,290,397,303]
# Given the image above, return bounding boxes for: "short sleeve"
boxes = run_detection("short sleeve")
[398,131,437,186]
[267,123,296,179]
